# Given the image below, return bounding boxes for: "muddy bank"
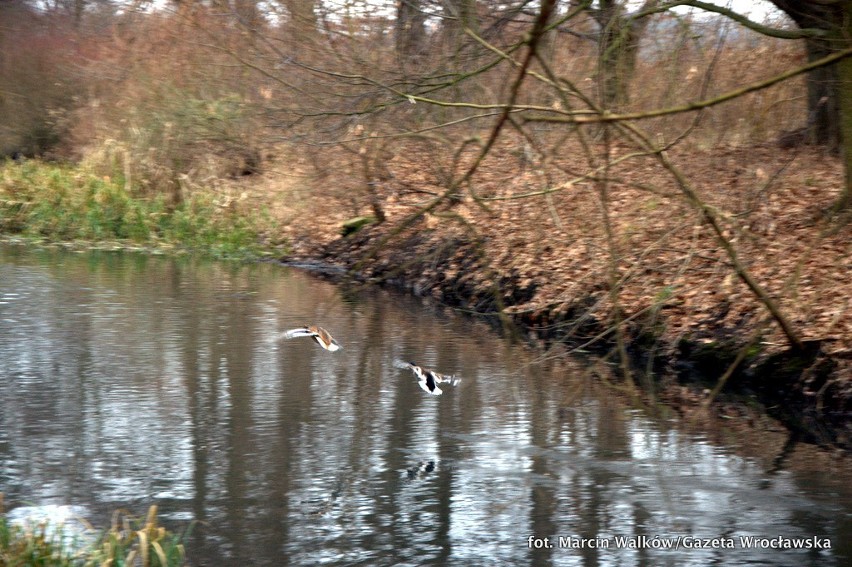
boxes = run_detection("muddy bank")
[283,224,851,452]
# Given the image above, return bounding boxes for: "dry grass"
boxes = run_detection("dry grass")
[0,499,187,567]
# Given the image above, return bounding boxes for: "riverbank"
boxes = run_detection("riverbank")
[2,147,849,452]
[290,231,850,451]
[0,160,284,261]
[266,140,850,452]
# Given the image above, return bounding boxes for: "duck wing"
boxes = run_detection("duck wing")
[282,327,315,340]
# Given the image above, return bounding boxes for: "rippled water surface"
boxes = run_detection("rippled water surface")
[1,243,850,566]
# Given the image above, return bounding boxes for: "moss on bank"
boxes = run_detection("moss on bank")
[0,160,282,260]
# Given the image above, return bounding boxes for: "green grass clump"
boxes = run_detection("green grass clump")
[87,505,187,567]
[0,503,187,567]
[0,159,278,260]
[0,518,77,566]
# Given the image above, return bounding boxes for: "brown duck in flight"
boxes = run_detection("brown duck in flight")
[282,326,342,352]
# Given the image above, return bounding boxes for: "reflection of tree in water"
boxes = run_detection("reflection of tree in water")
[1,248,850,566]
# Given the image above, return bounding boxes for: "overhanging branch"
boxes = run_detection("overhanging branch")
[652,0,827,39]
[524,46,852,125]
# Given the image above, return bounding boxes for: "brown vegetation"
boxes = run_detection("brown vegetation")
[272,133,850,446]
[1,1,849,447]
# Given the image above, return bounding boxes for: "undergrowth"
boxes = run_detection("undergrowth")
[0,504,186,567]
[0,160,281,260]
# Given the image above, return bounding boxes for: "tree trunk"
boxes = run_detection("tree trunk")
[769,1,841,151]
[836,3,852,213]
[284,0,317,40]
[233,0,261,29]
[73,0,85,29]
[595,0,657,111]
[440,0,478,49]
[770,0,850,212]
[396,0,427,60]
[803,39,841,152]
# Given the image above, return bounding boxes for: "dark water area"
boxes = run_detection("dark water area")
[0,243,850,566]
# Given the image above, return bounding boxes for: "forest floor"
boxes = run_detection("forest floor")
[239,136,851,450]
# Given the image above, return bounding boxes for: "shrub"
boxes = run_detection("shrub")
[0,503,187,567]
[0,160,276,260]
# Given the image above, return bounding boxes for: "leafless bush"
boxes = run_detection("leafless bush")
[0,4,83,158]
[69,9,265,199]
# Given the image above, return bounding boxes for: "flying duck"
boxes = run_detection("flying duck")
[282,326,342,352]
[394,360,460,395]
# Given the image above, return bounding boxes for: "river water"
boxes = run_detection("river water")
[0,243,849,566]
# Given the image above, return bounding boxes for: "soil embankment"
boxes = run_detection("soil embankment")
[271,141,851,451]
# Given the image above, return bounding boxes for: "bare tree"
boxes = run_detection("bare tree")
[593,0,659,110]
[283,0,317,38]
[397,0,428,59]
[769,0,843,150]
[441,0,479,48]
[769,0,851,212]
[670,0,852,212]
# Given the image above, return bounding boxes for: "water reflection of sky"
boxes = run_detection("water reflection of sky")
[0,244,849,567]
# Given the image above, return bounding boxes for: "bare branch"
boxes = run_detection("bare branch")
[524,46,852,125]
[649,0,827,39]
